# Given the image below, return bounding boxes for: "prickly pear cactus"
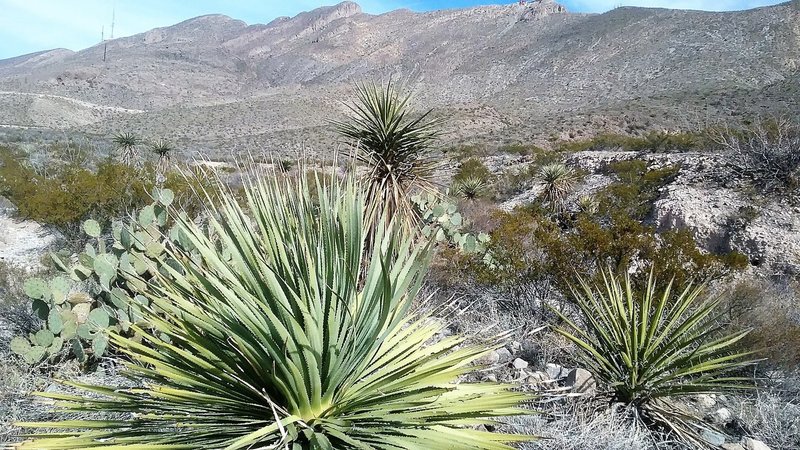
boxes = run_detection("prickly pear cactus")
[12,188,185,366]
[411,193,493,266]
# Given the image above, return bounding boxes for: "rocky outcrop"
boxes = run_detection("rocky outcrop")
[519,0,569,21]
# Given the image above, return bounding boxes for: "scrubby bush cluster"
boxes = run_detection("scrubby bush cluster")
[718,117,800,196]
[446,159,746,292]
[0,145,216,239]
[555,130,716,154]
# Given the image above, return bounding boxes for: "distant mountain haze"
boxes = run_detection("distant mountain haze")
[0,0,797,156]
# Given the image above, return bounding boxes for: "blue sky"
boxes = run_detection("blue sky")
[0,0,786,59]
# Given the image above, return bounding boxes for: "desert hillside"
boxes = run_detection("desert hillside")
[0,0,797,156]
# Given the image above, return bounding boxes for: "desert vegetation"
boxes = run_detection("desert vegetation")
[0,84,797,450]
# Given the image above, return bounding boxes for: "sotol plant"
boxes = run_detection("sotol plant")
[16,168,533,449]
[333,80,442,231]
[553,270,756,446]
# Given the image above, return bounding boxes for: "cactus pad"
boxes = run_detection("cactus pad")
[83,219,102,238]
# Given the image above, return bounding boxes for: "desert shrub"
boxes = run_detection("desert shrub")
[0,153,149,235]
[454,156,748,289]
[443,144,489,160]
[0,146,216,239]
[0,260,37,336]
[726,278,800,369]
[15,167,535,449]
[554,271,756,446]
[555,130,717,153]
[718,117,800,195]
[463,203,745,292]
[494,165,539,199]
[499,144,548,157]
[555,131,713,154]
[599,160,680,220]
[730,390,800,449]
[453,157,492,183]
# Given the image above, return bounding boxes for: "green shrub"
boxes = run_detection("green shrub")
[554,270,756,446]
[458,161,746,290]
[16,167,534,449]
[0,146,215,239]
[453,158,492,183]
[599,160,680,220]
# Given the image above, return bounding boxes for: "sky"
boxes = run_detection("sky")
[0,0,786,59]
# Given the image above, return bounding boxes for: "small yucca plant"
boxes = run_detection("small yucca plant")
[16,166,533,449]
[452,176,490,201]
[332,80,442,232]
[538,163,576,214]
[112,132,140,166]
[553,270,756,446]
[575,194,599,215]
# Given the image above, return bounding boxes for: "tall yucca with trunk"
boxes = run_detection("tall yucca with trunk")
[16,166,533,449]
[151,139,173,175]
[333,81,442,232]
[553,270,756,447]
[112,132,140,166]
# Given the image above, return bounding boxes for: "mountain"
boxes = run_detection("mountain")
[0,0,797,157]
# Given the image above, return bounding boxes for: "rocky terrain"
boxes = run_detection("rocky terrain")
[0,0,797,157]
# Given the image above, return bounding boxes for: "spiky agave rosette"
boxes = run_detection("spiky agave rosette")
[16,165,535,449]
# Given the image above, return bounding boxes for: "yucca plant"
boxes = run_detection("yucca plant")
[553,270,756,446]
[538,163,576,214]
[112,132,140,166]
[452,176,490,201]
[575,194,599,215]
[16,166,534,449]
[332,80,442,232]
[151,139,173,174]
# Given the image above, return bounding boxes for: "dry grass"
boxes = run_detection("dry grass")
[729,386,800,449]
[505,401,691,450]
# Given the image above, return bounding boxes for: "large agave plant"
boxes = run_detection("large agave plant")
[538,163,576,214]
[332,80,442,232]
[16,166,533,449]
[553,270,756,446]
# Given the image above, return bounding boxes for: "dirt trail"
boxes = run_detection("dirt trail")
[0,213,58,271]
[0,91,145,114]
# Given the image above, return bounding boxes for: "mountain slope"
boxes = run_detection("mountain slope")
[0,0,797,156]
